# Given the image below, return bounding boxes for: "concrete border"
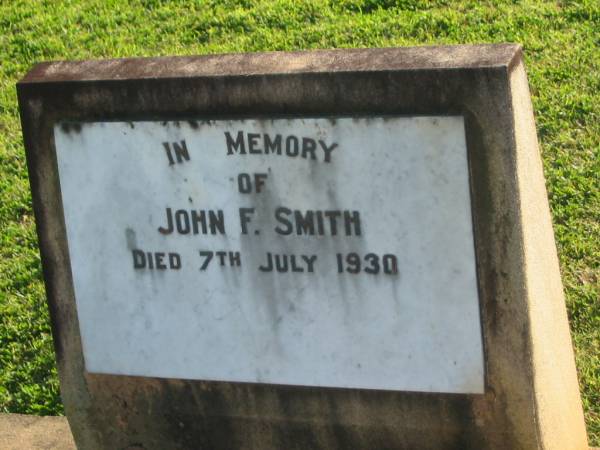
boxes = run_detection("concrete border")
[0,414,75,450]
[4,413,597,450]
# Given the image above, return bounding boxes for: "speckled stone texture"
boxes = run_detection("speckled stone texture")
[17,45,588,449]
[0,414,75,450]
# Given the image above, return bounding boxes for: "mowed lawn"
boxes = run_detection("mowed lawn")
[1,0,598,444]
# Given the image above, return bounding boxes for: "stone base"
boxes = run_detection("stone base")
[0,414,75,450]
[0,413,596,450]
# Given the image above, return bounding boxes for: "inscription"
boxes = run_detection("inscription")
[54,117,484,394]
[148,128,372,273]
[225,131,338,162]
[157,208,225,235]
[152,128,378,270]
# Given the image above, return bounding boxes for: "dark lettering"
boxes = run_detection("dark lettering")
[254,173,268,193]
[315,211,325,235]
[383,254,398,274]
[133,249,145,268]
[264,134,282,155]
[216,251,227,266]
[248,133,261,154]
[285,135,299,157]
[225,131,246,155]
[274,254,288,272]
[199,251,213,270]
[169,253,181,269]
[295,210,314,235]
[364,253,379,274]
[158,208,174,235]
[155,252,167,269]
[259,252,273,272]
[302,255,317,273]
[229,252,241,267]
[191,210,207,234]
[290,255,303,272]
[319,140,338,163]
[175,210,190,234]
[147,252,154,269]
[209,210,225,234]
[238,173,252,193]
[163,142,175,165]
[344,211,361,236]
[239,208,255,234]
[274,207,293,235]
[324,210,341,236]
[172,140,190,163]
[346,252,360,274]
[302,138,317,160]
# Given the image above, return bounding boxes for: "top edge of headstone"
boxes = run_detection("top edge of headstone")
[18,44,522,85]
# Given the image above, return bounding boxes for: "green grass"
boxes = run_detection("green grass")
[1,0,598,444]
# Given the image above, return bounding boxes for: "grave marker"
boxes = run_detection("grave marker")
[18,45,588,449]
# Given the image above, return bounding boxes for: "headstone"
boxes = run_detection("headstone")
[18,45,589,449]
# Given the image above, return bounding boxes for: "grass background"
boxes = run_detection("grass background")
[1,0,598,444]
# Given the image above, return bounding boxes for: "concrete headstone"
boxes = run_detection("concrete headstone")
[18,45,588,449]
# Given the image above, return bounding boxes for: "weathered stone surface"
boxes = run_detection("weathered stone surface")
[0,413,75,450]
[53,116,484,395]
[1,413,596,450]
[17,44,589,449]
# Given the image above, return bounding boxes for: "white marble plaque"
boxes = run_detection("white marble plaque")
[54,116,484,394]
